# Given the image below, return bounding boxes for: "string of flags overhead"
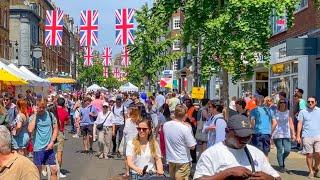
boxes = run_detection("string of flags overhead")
[44,8,135,79]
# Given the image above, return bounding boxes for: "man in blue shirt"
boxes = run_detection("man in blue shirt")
[250,95,276,157]
[297,96,320,178]
[80,97,98,153]
[28,99,58,180]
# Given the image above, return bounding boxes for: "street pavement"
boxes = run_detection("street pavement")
[56,131,310,180]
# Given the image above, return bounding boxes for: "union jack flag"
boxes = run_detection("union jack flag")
[103,66,109,78]
[83,46,94,66]
[115,8,135,45]
[113,67,121,78]
[102,47,112,66]
[80,10,99,47]
[45,10,64,46]
[121,46,130,67]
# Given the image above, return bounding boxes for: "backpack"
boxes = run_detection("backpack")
[112,105,126,121]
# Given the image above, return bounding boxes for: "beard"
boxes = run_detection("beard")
[225,137,246,149]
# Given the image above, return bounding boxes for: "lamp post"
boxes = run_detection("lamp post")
[31,45,42,76]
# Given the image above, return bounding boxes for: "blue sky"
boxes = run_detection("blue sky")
[53,0,153,56]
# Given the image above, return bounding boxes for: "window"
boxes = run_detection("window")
[172,40,181,51]
[271,10,287,35]
[296,0,308,12]
[172,17,180,30]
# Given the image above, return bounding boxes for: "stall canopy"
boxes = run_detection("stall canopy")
[47,77,76,84]
[119,82,139,92]
[18,66,50,87]
[0,61,32,83]
[0,69,28,85]
[87,84,103,92]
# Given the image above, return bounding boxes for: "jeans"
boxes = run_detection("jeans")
[70,114,75,133]
[252,134,271,156]
[274,138,291,167]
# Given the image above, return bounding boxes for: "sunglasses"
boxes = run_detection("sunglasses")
[308,101,315,104]
[3,99,9,102]
[279,101,286,104]
[137,127,149,132]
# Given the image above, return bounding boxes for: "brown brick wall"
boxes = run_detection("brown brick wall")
[269,0,320,46]
[0,0,9,60]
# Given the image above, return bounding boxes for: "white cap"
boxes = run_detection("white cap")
[103,102,109,107]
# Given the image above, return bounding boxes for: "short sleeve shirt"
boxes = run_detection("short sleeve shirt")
[80,105,97,126]
[250,106,273,135]
[298,107,320,138]
[193,142,280,179]
[112,105,127,125]
[30,111,57,151]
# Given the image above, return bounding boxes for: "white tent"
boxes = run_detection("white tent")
[19,66,50,87]
[87,84,103,92]
[0,61,33,83]
[119,82,139,92]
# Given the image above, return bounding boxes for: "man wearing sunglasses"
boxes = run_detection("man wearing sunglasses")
[297,96,320,178]
[194,115,280,180]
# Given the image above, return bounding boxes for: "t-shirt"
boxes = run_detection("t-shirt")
[298,107,320,138]
[126,140,161,173]
[123,119,138,143]
[203,114,226,147]
[0,152,40,180]
[156,94,166,109]
[168,97,180,112]
[57,106,69,132]
[80,105,97,126]
[250,106,273,135]
[112,105,127,125]
[272,110,291,139]
[30,111,57,151]
[163,120,197,163]
[94,111,114,127]
[193,142,280,179]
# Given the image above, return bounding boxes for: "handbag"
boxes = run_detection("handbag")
[195,110,208,142]
[96,112,111,131]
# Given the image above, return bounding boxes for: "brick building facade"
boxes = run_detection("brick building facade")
[0,0,10,60]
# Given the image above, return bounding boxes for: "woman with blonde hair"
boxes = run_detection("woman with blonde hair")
[12,99,30,155]
[126,119,163,179]
[123,106,141,177]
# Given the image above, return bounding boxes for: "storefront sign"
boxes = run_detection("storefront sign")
[191,87,205,99]
[286,38,318,56]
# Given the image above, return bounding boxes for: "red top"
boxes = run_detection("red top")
[57,106,69,132]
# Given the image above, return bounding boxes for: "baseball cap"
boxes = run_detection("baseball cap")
[116,96,122,101]
[227,115,253,137]
[103,102,109,107]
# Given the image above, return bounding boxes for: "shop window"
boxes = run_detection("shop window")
[271,77,290,96]
[271,62,290,76]
[292,61,298,73]
[256,72,269,80]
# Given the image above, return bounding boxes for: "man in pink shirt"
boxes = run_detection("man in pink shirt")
[91,92,105,112]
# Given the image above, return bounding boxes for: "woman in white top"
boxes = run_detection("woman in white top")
[94,102,115,159]
[123,106,140,176]
[272,99,295,173]
[126,120,163,179]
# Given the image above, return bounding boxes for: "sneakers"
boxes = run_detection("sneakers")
[42,170,48,177]
[59,172,67,178]
[72,134,79,138]
[308,172,314,179]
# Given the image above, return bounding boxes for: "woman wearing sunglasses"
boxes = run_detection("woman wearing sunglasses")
[272,100,295,173]
[126,119,163,179]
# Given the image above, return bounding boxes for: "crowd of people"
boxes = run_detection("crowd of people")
[0,88,319,180]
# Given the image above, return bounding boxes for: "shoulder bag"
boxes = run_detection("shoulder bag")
[96,112,111,131]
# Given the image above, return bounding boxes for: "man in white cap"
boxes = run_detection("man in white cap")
[194,114,280,180]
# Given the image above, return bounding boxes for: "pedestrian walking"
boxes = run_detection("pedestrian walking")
[0,125,40,179]
[296,96,320,178]
[195,99,210,159]
[250,95,277,156]
[11,99,29,156]
[168,92,180,113]
[194,115,280,180]
[126,119,164,179]
[28,99,58,180]
[163,104,197,179]
[79,97,98,153]
[94,102,114,159]
[272,99,296,173]
[112,96,127,157]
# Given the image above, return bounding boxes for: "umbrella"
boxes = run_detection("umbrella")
[0,69,28,85]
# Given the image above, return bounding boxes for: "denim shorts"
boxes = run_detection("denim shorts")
[33,149,56,166]
[252,134,271,156]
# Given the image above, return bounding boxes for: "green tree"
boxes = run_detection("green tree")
[128,3,182,91]
[77,55,123,89]
[156,0,298,102]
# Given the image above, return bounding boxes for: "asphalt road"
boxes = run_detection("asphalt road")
[54,131,310,180]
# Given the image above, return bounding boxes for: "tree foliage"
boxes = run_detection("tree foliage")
[156,0,298,83]
[77,55,123,89]
[128,3,182,88]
